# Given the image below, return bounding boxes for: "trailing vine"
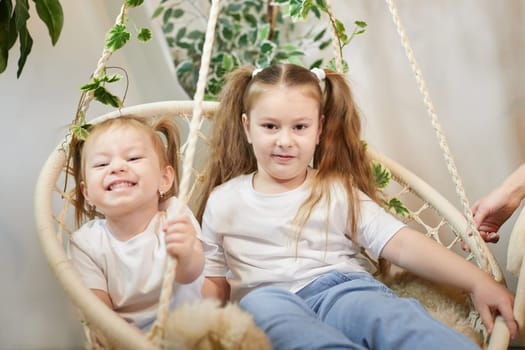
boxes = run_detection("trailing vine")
[71,0,152,140]
[372,160,409,217]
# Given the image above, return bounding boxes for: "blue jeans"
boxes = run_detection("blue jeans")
[239,271,479,350]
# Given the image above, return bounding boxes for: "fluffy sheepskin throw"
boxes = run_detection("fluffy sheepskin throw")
[165,299,271,350]
[382,270,484,347]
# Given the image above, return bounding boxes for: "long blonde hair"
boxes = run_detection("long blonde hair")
[68,115,180,228]
[197,63,378,243]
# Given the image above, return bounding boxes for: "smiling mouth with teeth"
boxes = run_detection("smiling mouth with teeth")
[108,181,136,191]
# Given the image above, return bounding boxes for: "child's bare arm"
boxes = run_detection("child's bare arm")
[202,276,230,304]
[91,288,113,309]
[164,213,205,284]
[381,227,518,338]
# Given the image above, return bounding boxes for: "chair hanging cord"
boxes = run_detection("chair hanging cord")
[384,0,491,272]
[78,4,128,117]
[148,0,221,346]
[324,0,343,73]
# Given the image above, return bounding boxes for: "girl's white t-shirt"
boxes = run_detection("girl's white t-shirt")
[201,173,406,301]
[70,197,203,330]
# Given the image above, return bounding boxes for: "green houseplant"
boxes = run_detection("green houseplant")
[0,0,404,215]
[0,0,64,77]
[153,0,367,99]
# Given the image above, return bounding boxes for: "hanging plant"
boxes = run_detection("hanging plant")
[154,0,367,100]
[71,0,152,140]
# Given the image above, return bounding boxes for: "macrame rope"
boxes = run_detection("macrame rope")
[78,4,128,117]
[324,0,344,73]
[148,0,221,346]
[384,0,491,273]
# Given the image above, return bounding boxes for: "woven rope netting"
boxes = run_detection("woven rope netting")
[33,1,520,349]
[37,101,504,348]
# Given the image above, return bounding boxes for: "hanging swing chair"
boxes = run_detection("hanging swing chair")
[34,0,524,349]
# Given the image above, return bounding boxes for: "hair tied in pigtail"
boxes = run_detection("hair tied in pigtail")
[155,130,168,149]
[310,67,326,81]
[252,67,263,78]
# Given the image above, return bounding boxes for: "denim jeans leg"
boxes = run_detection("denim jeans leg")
[240,286,367,350]
[301,272,480,350]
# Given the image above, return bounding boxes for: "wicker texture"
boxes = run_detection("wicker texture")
[34,100,523,349]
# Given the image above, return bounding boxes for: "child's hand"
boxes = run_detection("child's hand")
[163,213,204,284]
[163,213,198,264]
[471,278,518,338]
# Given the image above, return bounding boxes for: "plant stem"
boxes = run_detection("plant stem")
[267,2,277,41]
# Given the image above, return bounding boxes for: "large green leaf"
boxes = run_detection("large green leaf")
[0,45,6,73]
[14,0,33,78]
[1,0,65,76]
[0,0,13,73]
[7,7,17,49]
[33,0,63,45]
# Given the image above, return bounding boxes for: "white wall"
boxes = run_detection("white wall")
[0,1,523,348]
[336,0,524,276]
[337,2,523,346]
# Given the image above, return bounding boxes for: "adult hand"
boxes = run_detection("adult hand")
[471,187,521,243]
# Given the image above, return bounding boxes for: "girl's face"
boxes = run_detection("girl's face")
[81,125,174,220]
[243,85,322,193]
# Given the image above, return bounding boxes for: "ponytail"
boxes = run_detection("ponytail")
[311,70,377,241]
[152,116,181,200]
[196,66,258,221]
